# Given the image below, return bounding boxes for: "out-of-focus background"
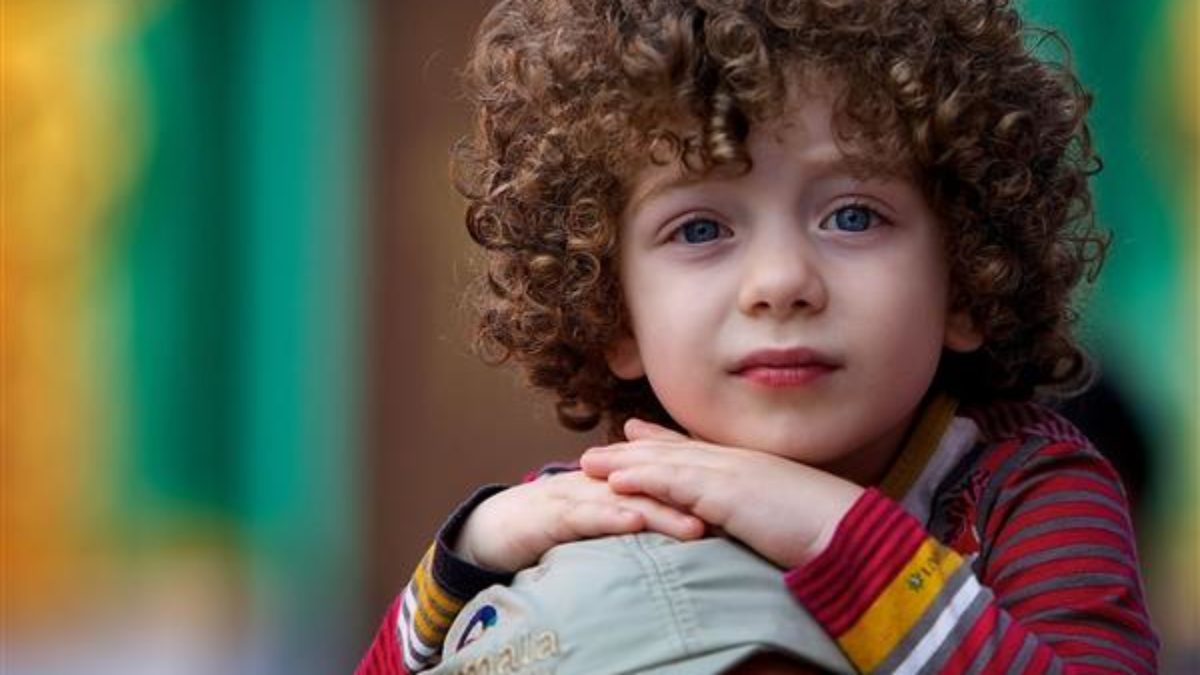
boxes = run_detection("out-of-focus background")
[2,1,1195,673]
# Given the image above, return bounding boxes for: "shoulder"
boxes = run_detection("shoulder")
[930,399,1124,554]
[957,398,1121,496]
[960,398,1090,449]
[955,401,1135,552]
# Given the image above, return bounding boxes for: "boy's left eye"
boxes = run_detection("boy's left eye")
[821,204,880,232]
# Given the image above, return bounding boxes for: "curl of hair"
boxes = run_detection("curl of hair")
[455,0,1107,438]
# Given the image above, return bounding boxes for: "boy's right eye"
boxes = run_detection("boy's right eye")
[672,217,729,244]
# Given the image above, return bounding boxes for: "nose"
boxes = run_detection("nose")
[736,234,827,318]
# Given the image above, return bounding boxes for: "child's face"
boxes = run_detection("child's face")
[607,82,981,484]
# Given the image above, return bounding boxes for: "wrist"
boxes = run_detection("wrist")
[799,482,864,565]
[453,503,498,570]
[442,485,515,573]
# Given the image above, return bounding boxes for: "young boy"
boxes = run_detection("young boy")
[359,0,1158,672]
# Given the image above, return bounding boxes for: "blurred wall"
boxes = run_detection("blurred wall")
[5,0,366,672]
[364,0,595,618]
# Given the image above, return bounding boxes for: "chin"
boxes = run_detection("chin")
[727,428,846,464]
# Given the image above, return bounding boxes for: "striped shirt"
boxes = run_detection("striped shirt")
[356,397,1158,673]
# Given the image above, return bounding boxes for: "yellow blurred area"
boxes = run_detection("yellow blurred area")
[1163,0,1200,655]
[2,0,155,626]
[1166,1,1198,154]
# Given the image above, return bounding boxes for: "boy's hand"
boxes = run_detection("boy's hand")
[455,470,706,573]
[580,418,864,569]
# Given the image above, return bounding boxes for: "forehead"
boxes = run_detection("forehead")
[624,83,908,210]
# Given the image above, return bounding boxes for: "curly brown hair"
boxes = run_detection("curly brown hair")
[454,0,1107,438]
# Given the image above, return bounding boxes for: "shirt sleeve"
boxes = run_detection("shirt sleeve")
[785,440,1159,674]
[355,485,514,675]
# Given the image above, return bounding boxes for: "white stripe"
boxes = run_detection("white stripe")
[893,575,984,674]
[400,583,440,664]
[398,587,423,671]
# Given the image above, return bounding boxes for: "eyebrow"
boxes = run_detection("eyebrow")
[625,149,892,213]
[625,170,707,213]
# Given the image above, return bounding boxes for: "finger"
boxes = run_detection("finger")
[624,417,689,442]
[551,501,645,543]
[610,465,734,529]
[579,449,616,478]
[545,472,705,541]
[607,464,710,513]
[581,441,719,476]
[616,494,706,540]
[578,442,646,477]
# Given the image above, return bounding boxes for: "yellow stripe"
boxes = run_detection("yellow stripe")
[411,566,450,645]
[878,394,958,500]
[411,594,444,645]
[410,547,465,645]
[423,549,466,617]
[837,538,965,672]
[412,555,462,623]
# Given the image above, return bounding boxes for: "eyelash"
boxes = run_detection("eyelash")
[818,202,889,233]
[668,217,732,245]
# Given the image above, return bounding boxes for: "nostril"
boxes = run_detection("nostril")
[737,254,825,316]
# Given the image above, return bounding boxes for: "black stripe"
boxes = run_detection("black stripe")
[999,489,1129,527]
[963,606,1013,675]
[991,543,1134,585]
[1041,633,1154,671]
[988,516,1130,564]
[999,572,1138,609]
[1007,634,1037,674]
[977,438,1052,568]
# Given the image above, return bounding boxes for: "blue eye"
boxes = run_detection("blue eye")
[827,205,876,232]
[676,218,725,244]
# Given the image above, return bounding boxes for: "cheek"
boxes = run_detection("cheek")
[623,262,728,344]
[839,259,949,361]
[629,307,720,427]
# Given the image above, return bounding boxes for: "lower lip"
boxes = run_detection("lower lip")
[737,365,835,388]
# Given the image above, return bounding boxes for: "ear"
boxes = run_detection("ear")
[605,332,645,380]
[944,310,984,353]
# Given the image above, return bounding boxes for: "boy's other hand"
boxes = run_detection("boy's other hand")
[455,470,706,573]
[580,418,864,569]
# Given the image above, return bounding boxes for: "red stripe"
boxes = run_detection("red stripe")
[941,604,999,674]
[1044,622,1157,664]
[1051,639,1147,673]
[1007,585,1141,620]
[989,531,1132,576]
[787,491,928,633]
[787,491,887,598]
[356,597,407,675]
[1026,645,1053,673]
[986,622,1029,673]
[1004,497,1128,530]
[811,527,927,633]
[992,557,1135,596]
[799,500,912,609]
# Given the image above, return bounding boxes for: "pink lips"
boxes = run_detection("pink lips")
[731,347,838,388]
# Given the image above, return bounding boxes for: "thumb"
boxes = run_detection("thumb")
[624,417,688,441]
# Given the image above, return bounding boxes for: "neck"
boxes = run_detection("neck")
[819,410,916,487]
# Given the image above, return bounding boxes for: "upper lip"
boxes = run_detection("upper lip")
[730,347,839,373]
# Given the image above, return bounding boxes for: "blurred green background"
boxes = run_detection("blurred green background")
[3,1,1195,673]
